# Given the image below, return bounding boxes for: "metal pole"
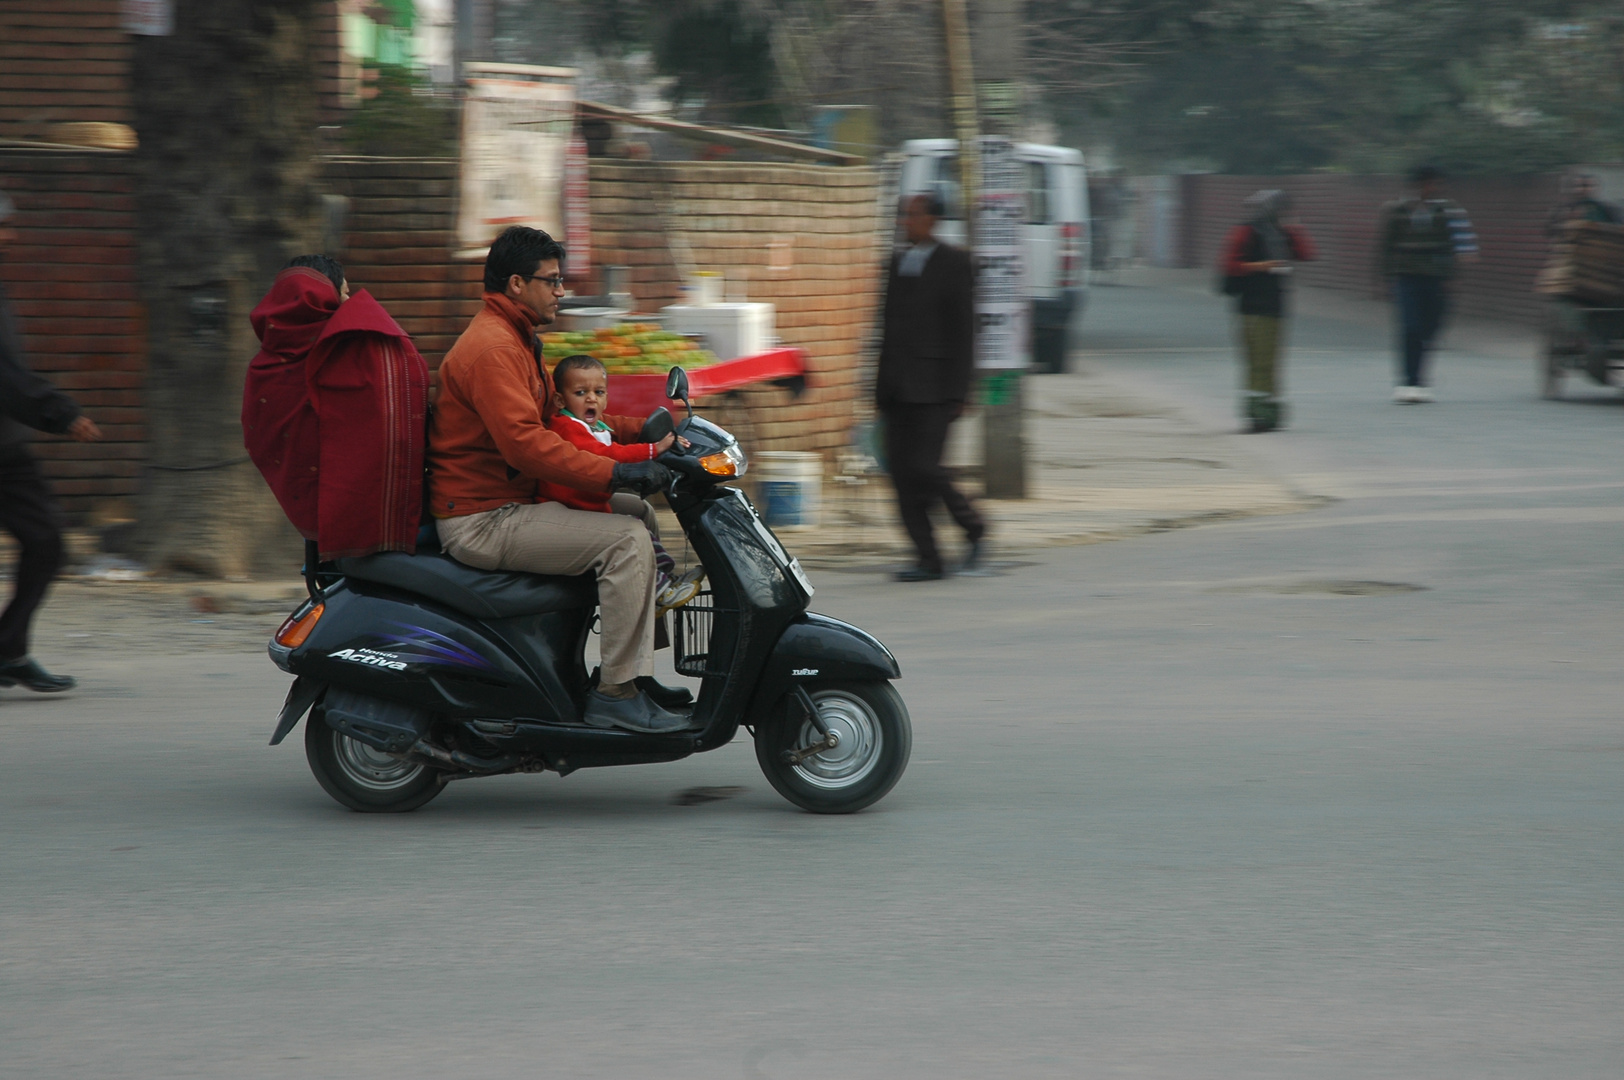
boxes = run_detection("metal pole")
[974,0,1026,500]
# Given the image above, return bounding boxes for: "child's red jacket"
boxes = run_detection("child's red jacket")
[537,412,659,512]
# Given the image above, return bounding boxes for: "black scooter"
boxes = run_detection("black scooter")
[264,367,911,814]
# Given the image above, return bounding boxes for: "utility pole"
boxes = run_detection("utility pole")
[942,0,1027,500]
[974,0,1027,499]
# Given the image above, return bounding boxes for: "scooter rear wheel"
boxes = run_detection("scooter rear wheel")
[755,681,911,814]
[304,711,449,813]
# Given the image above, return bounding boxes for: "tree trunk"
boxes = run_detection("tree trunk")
[131,0,327,577]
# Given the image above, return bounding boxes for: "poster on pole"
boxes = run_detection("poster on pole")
[973,137,1028,370]
[122,0,174,35]
[457,63,577,257]
[563,132,591,279]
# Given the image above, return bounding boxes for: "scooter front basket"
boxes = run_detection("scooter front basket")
[672,591,731,679]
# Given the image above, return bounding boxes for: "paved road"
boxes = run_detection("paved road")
[3,281,1621,1078]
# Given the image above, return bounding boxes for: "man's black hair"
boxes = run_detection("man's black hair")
[285,254,345,295]
[552,353,605,384]
[905,190,946,218]
[485,226,567,293]
[1409,164,1445,185]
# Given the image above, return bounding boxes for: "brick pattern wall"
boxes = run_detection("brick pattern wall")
[0,1,345,143]
[585,161,881,460]
[0,148,144,517]
[1179,173,1565,326]
[323,156,482,365]
[0,0,132,142]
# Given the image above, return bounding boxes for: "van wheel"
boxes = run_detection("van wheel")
[304,710,448,813]
[755,682,911,814]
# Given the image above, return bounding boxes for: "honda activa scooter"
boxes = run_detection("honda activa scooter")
[265,367,910,814]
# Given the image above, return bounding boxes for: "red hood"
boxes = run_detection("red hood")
[250,267,339,364]
[315,288,411,347]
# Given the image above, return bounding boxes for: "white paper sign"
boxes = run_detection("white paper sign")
[457,64,576,253]
[122,0,174,35]
[974,137,1029,370]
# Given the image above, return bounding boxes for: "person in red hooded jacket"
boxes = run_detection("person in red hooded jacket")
[242,255,429,560]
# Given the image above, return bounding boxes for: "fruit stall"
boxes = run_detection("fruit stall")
[541,323,808,418]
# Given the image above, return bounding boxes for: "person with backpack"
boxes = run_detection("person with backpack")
[1378,165,1479,403]
[1218,189,1316,432]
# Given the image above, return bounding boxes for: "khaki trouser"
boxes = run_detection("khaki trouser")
[1239,314,1283,397]
[437,500,656,685]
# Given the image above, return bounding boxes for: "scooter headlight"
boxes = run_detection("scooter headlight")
[699,443,748,477]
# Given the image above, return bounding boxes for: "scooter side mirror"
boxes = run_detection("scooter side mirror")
[666,366,692,419]
[640,407,674,444]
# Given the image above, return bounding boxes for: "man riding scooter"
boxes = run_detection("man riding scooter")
[427,226,683,734]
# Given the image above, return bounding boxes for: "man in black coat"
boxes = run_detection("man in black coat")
[877,193,986,581]
[0,190,101,692]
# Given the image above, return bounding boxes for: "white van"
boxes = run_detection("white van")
[897,139,1090,373]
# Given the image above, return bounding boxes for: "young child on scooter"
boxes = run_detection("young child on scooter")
[541,353,703,615]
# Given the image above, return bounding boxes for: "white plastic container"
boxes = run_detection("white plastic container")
[754,451,822,528]
[687,271,725,306]
[555,307,629,332]
[660,302,775,361]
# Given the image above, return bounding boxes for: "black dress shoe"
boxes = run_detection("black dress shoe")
[635,675,694,709]
[894,566,944,582]
[0,657,76,693]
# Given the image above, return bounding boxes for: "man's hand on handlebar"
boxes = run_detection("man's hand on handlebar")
[611,460,673,495]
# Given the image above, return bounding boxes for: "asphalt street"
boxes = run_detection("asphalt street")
[2,279,1621,1078]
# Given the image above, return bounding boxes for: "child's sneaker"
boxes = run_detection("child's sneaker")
[656,566,706,617]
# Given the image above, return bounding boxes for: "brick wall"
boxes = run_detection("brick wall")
[0,0,132,141]
[584,161,881,460]
[0,148,144,518]
[323,156,482,364]
[0,1,345,143]
[1178,173,1565,326]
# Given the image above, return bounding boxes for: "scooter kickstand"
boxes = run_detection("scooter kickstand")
[781,686,839,766]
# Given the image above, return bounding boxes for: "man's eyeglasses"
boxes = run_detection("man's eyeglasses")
[520,273,567,290]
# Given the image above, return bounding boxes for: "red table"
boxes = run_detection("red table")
[606,347,808,419]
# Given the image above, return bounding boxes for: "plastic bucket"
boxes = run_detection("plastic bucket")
[754,451,822,528]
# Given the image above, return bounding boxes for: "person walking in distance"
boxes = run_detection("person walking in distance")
[877,193,986,582]
[1219,189,1316,432]
[1379,165,1478,403]
[0,190,102,692]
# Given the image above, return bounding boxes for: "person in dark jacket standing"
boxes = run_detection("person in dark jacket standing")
[0,190,101,692]
[877,193,986,581]
[1378,165,1478,403]
[1219,190,1317,432]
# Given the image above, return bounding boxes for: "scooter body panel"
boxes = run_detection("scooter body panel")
[746,612,902,719]
[285,581,591,723]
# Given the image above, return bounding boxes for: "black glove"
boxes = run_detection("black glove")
[611,460,672,496]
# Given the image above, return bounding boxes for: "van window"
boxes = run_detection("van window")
[926,155,965,220]
[1026,161,1050,224]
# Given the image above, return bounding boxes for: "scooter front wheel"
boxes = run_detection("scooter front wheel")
[755,682,911,814]
[304,711,448,813]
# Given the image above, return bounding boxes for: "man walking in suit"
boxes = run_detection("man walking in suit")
[877,193,986,582]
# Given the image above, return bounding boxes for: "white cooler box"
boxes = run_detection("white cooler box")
[660,302,776,361]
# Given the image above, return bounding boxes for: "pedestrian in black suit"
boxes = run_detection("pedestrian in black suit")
[877,194,986,581]
[0,190,101,693]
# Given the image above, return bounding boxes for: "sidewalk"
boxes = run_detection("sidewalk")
[754,364,1324,571]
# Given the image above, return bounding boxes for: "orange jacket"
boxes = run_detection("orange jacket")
[427,293,642,518]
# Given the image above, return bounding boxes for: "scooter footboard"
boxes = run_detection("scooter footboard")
[746,612,901,719]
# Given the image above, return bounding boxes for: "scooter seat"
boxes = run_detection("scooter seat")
[337,551,598,619]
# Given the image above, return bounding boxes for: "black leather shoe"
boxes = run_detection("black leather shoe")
[0,657,76,693]
[895,566,944,582]
[635,675,694,709]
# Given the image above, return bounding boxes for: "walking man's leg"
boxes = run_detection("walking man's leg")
[0,455,75,691]
[884,406,944,577]
[914,404,984,549]
[1395,276,1426,390]
[1416,277,1448,389]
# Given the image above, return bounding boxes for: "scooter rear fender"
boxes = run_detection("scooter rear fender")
[746,612,901,721]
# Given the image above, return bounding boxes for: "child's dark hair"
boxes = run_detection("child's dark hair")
[285,253,345,296]
[553,353,606,384]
